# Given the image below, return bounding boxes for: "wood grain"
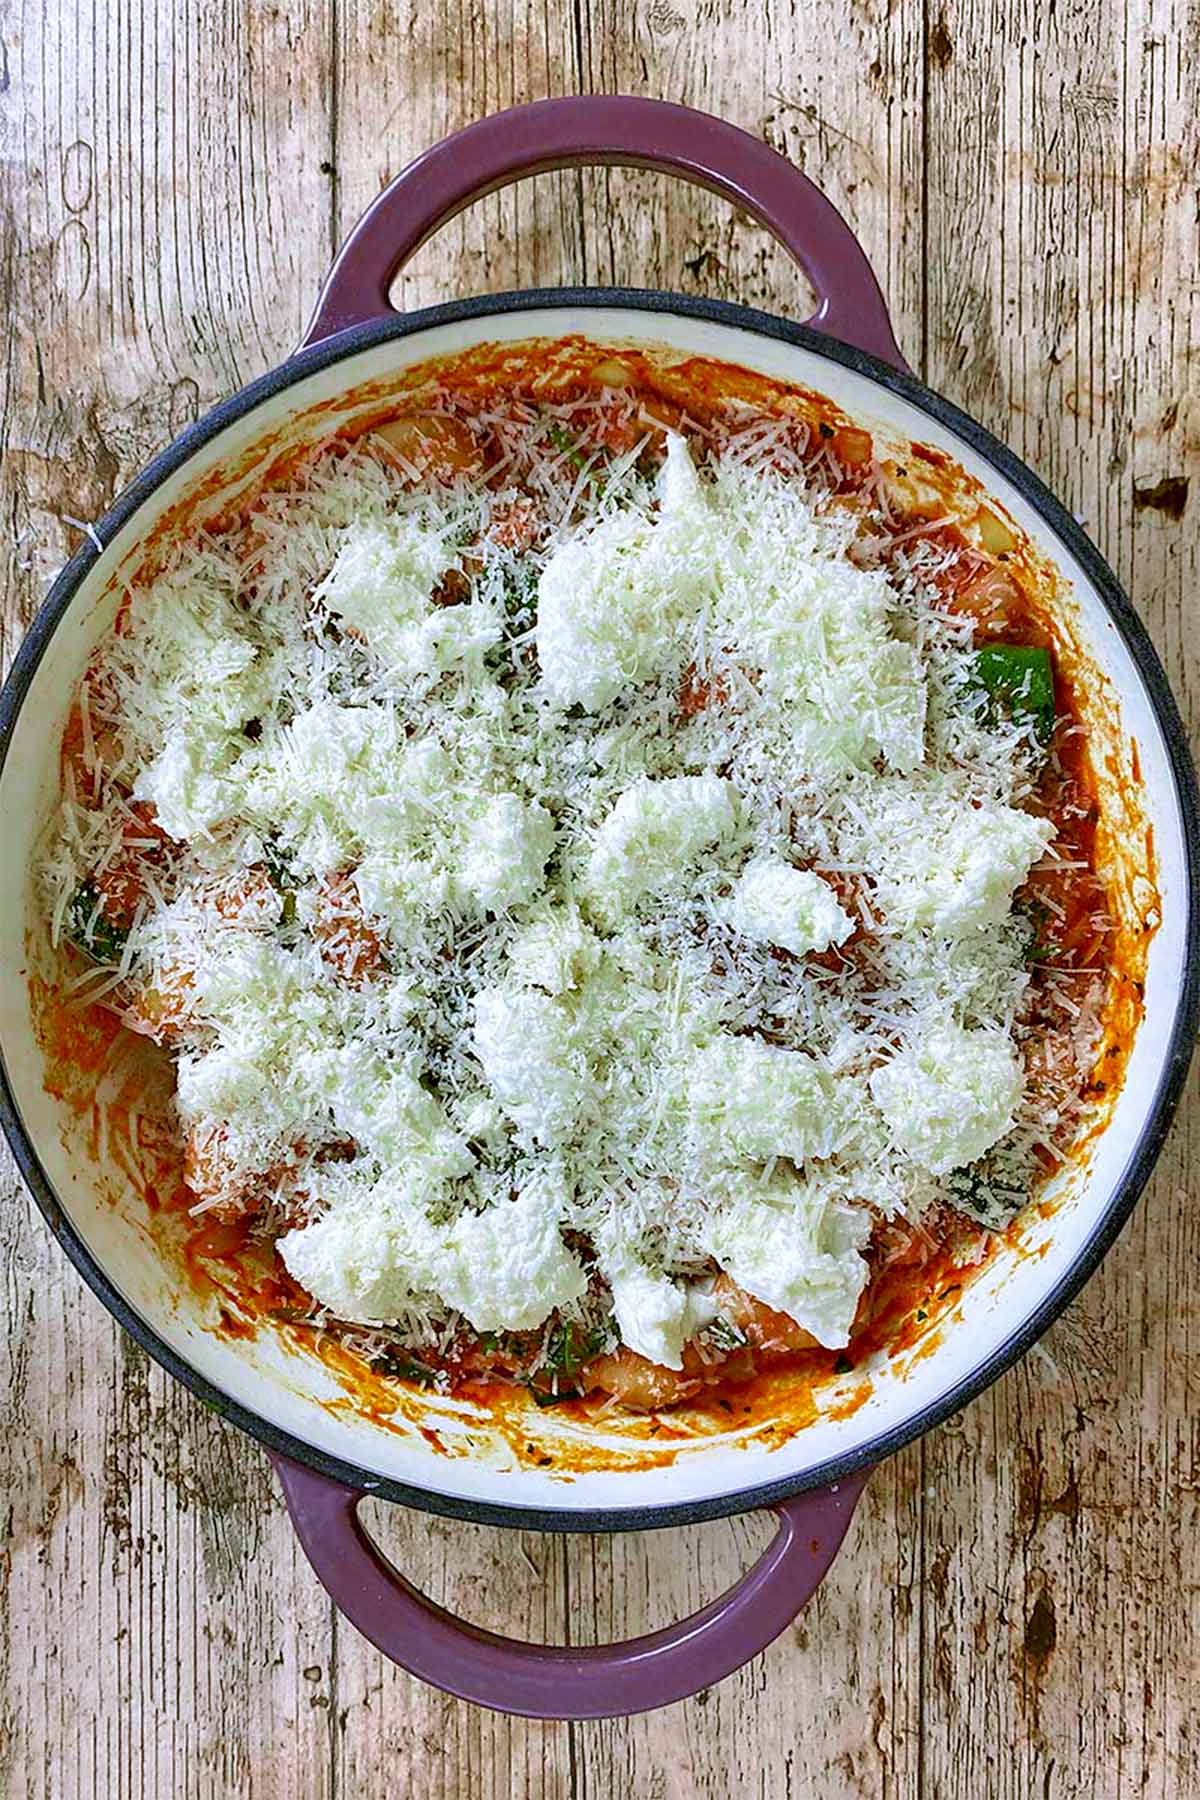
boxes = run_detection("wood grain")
[919,5,1200,1795]
[0,0,1196,1794]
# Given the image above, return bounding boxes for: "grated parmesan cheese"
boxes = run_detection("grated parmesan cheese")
[840,772,1054,938]
[40,414,1082,1371]
[689,1036,856,1164]
[584,774,739,919]
[471,985,591,1146]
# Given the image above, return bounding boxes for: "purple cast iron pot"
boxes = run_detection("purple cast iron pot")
[0,98,1197,1721]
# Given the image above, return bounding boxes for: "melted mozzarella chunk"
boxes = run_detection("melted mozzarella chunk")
[326,1052,473,1183]
[471,985,590,1145]
[535,434,715,711]
[723,858,853,955]
[535,512,668,711]
[277,1170,439,1326]
[428,1176,588,1332]
[317,517,449,626]
[281,1170,587,1334]
[244,701,396,874]
[121,575,279,840]
[703,1169,871,1348]
[689,1035,851,1163]
[585,774,738,917]
[120,567,280,743]
[869,1017,1022,1174]
[457,792,555,912]
[601,1244,718,1369]
[704,466,927,777]
[149,928,335,1169]
[842,773,1054,937]
[314,517,499,677]
[134,727,249,841]
[507,904,601,994]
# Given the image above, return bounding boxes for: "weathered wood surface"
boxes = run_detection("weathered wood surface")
[0,0,1196,1793]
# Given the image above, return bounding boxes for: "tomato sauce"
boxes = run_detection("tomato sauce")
[31,335,1152,1454]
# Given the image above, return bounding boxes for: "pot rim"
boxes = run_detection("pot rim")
[2,286,1197,1533]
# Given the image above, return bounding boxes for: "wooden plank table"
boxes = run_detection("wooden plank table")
[1,1,1196,1792]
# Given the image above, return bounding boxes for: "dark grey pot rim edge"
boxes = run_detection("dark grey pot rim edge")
[1,286,1197,1534]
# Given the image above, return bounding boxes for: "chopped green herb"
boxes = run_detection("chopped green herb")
[704,1315,750,1353]
[531,1386,578,1408]
[66,880,130,964]
[262,838,295,893]
[975,644,1056,744]
[1021,897,1050,935]
[543,1320,608,1379]
[947,1159,1028,1231]
[524,1320,609,1403]
[501,564,537,618]
[547,422,590,470]
[485,567,539,687]
[263,838,299,929]
[1016,897,1058,966]
[834,1355,854,1375]
[371,1350,439,1387]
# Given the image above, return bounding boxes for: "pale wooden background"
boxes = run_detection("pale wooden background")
[1,1,1197,1794]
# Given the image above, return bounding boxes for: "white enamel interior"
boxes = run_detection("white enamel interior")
[0,305,1190,1518]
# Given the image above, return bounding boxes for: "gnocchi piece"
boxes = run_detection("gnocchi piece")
[488,498,540,553]
[312,872,388,986]
[183,1121,302,1220]
[372,413,480,481]
[585,1338,757,1410]
[125,966,195,1043]
[584,1346,703,1410]
[711,1273,820,1355]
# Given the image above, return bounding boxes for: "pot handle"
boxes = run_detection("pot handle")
[302,96,909,371]
[270,1451,868,1719]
